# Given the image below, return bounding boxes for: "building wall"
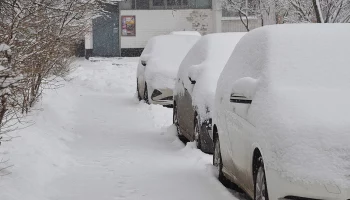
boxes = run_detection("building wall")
[120,9,214,49]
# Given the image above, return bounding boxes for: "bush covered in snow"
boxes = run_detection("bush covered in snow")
[0,1,116,142]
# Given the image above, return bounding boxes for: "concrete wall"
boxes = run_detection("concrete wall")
[120,9,214,49]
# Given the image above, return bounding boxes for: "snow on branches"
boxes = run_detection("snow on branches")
[221,0,350,29]
[0,0,114,138]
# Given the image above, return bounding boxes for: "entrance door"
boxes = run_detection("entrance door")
[92,3,120,57]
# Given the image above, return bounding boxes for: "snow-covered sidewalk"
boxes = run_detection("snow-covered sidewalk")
[0,58,239,200]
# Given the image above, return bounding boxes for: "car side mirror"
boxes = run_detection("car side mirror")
[189,77,196,84]
[140,54,150,66]
[230,77,257,104]
[230,94,252,104]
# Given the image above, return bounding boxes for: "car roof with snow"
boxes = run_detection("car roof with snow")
[217,24,350,119]
[139,34,201,90]
[176,32,245,120]
[170,31,201,36]
[178,32,246,85]
[217,24,350,102]
[141,34,200,68]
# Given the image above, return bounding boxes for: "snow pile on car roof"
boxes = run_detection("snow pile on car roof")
[170,31,201,36]
[176,33,245,121]
[216,24,350,187]
[141,35,200,89]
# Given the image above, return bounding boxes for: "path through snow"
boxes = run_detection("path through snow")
[0,58,242,200]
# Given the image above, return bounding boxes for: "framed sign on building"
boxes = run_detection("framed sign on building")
[121,16,136,36]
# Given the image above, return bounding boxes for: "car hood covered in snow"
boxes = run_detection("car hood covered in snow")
[215,24,350,187]
[176,33,245,121]
[138,34,200,90]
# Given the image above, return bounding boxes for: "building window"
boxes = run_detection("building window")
[120,0,133,10]
[195,0,211,8]
[222,0,255,17]
[167,0,183,9]
[152,0,165,9]
[167,0,179,6]
[120,0,211,10]
[153,0,164,6]
[135,0,149,9]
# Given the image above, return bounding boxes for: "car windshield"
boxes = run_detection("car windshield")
[143,35,200,68]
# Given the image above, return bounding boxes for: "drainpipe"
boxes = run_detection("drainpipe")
[85,20,93,59]
[212,0,222,33]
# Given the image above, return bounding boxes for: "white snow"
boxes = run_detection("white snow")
[215,24,350,187]
[137,35,200,90]
[176,33,245,121]
[0,57,238,200]
[170,31,202,36]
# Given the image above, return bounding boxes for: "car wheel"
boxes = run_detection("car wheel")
[144,82,149,104]
[136,79,142,101]
[173,104,183,138]
[213,136,227,184]
[254,158,269,200]
[194,115,202,149]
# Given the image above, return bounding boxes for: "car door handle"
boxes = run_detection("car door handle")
[230,94,252,104]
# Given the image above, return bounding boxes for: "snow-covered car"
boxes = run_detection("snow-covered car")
[173,33,245,153]
[136,34,200,106]
[213,24,350,200]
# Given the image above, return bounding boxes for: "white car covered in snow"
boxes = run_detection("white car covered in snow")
[213,24,350,200]
[173,33,245,154]
[137,34,200,106]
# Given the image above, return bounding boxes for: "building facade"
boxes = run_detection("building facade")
[119,0,221,56]
[85,0,263,58]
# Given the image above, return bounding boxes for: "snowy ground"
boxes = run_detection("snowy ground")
[0,58,246,200]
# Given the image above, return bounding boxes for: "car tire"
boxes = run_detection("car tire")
[144,82,149,104]
[173,104,183,139]
[213,135,229,185]
[136,79,142,101]
[194,115,202,150]
[254,158,269,200]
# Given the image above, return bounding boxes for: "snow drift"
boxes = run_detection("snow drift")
[0,79,76,200]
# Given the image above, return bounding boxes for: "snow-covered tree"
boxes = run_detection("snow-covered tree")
[320,0,350,23]
[222,0,261,31]
[222,0,350,30]
[276,0,350,23]
[0,0,116,137]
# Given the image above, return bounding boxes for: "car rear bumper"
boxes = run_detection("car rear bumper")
[266,168,349,200]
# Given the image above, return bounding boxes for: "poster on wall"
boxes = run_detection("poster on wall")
[121,16,136,36]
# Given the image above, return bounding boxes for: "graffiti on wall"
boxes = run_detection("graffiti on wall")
[186,10,209,35]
